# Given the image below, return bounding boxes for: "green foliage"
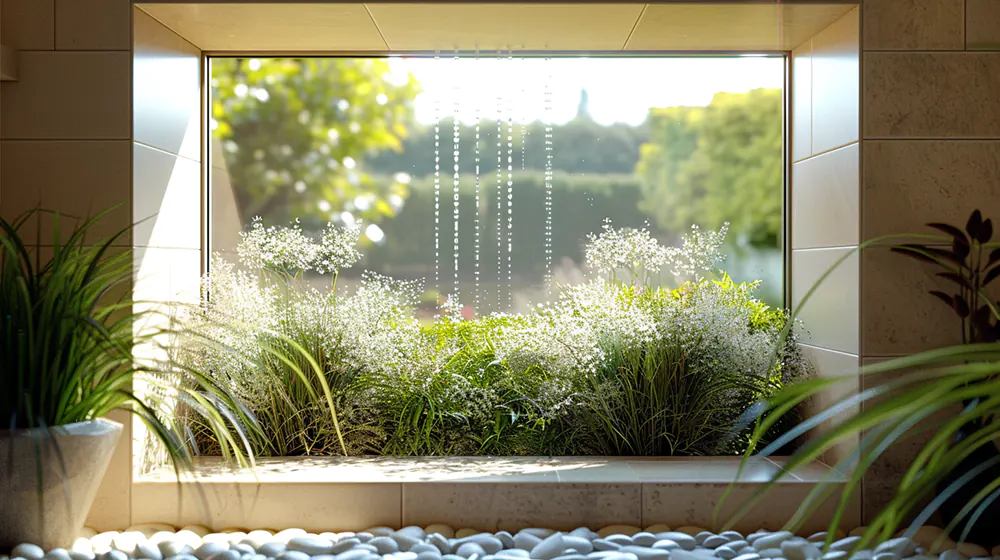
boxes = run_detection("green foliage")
[0,209,257,473]
[637,88,783,248]
[212,58,421,229]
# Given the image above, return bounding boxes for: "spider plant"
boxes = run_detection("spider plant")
[0,208,259,473]
[724,209,1000,548]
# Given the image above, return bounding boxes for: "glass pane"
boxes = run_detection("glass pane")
[209,55,785,313]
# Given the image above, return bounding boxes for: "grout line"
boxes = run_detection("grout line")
[621,4,648,51]
[133,140,202,164]
[798,343,859,358]
[791,140,859,165]
[792,245,858,252]
[863,137,1000,141]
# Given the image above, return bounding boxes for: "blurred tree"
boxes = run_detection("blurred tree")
[212,58,422,238]
[636,88,783,248]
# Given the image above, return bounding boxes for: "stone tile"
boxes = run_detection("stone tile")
[402,483,641,531]
[792,248,859,355]
[861,246,963,356]
[863,140,1000,240]
[859,358,959,525]
[800,345,860,469]
[1,0,54,50]
[967,0,1000,50]
[792,41,813,163]
[55,0,131,50]
[812,8,859,155]
[133,143,202,250]
[0,140,131,245]
[87,408,132,532]
[642,482,860,534]
[864,52,1000,138]
[134,8,202,161]
[131,482,402,531]
[792,143,859,250]
[627,458,786,483]
[863,0,965,50]
[1,52,131,140]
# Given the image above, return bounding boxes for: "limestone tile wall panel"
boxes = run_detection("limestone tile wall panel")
[642,482,861,534]
[792,42,813,163]
[864,53,1000,138]
[402,483,642,531]
[800,345,860,469]
[812,8,860,155]
[792,248,860,355]
[131,482,402,531]
[792,143,860,249]
[862,0,965,50]
[133,8,201,161]
[56,0,131,50]
[133,143,202,250]
[0,140,131,244]
[861,247,963,356]
[862,140,1000,239]
[1,0,54,50]
[967,0,1000,50]
[1,52,131,140]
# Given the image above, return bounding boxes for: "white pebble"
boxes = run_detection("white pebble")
[781,539,821,560]
[12,545,44,560]
[182,528,212,539]
[695,533,715,546]
[208,551,240,560]
[720,533,743,542]
[92,534,120,555]
[752,533,794,551]
[630,534,657,548]
[273,530,307,544]
[174,532,204,551]
[939,552,966,560]
[355,533,374,544]
[428,535,452,555]
[531,533,567,560]
[496,533,515,550]
[69,553,94,560]
[873,553,898,560]
[398,528,427,540]
[258,543,286,558]
[72,538,95,556]
[455,530,480,540]
[278,551,310,560]
[43,549,72,560]
[562,537,593,554]
[427,526,456,540]
[655,533,697,551]
[371,537,400,555]
[165,555,199,560]
[196,543,229,560]
[715,546,737,560]
[875,538,917,558]
[618,546,669,560]
[597,528,641,539]
[593,541,620,552]
[333,539,362,554]
[732,554,761,560]
[98,551,128,560]
[229,545,254,557]
[417,553,443,560]
[651,541,679,551]
[514,534,542,552]
[705,536,732,549]
[522,530,558,540]
[459,536,503,555]
[336,551,369,560]
[135,542,163,560]
[822,553,846,560]
[497,552,530,559]
[755,549,783,559]
[456,544,486,559]
[288,537,335,556]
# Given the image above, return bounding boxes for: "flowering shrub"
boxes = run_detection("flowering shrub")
[182,219,807,456]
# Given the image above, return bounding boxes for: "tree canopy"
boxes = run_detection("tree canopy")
[636,88,783,248]
[211,58,422,233]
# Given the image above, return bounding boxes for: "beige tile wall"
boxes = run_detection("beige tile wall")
[789,9,861,487]
[860,0,1000,523]
[0,0,136,532]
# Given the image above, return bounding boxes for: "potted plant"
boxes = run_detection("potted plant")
[728,209,1000,548]
[0,209,258,551]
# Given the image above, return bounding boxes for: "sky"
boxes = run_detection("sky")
[388,56,785,126]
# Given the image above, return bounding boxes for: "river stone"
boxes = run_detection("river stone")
[429,534,453,555]
[195,543,230,560]
[694,533,715,546]
[593,541,621,552]
[413,545,442,555]
[332,539,362,554]
[605,537,632,548]
[393,534,422,553]
[531,533,566,560]
[98,552,128,560]
[872,553,899,560]
[370,538,399,555]
[41,549,71,560]
[726,541,749,552]
[287,537,335,556]
[651,541,680,551]
[655,533,697,551]
[355,534,375,545]
[514,534,542,552]
[822,553,846,560]
[69,553,94,560]
[705,537,732,549]
[134,543,163,560]
[598,528,642,539]
[258,542,286,558]
[497,551,529,559]
[807,534,828,544]
[874,539,917,558]
[938,552,966,560]
[230,545,254,557]
[756,549,783,559]
[425,526,456,540]
[457,543,487,559]
[631,534,657,548]
[417,553,443,560]
[618,546,670,560]
[159,542,194,558]
[781,539,821,560]
[562,537,593,555]
[753,533,794,552]
[165,556,199,560]
[848,551,873,560]
[336,550,370,560]
[460,536,503,555]
[829,538,861,553]
[207,551,240,560]
[495,533,515,550]
[443,555,466,560]
[570,530,598,541]
[715,546,737,560]
[354,545,379,554]
[551,555,587,560]
[732,554,761,560]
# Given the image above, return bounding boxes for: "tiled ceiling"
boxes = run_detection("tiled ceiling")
[137,2,856,53]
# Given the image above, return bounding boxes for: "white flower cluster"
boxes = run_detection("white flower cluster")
[237,216,361,275]
[665,223,730,278]
[585,219,668,281]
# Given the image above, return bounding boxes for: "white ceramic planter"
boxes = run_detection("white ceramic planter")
[0,418,123,550]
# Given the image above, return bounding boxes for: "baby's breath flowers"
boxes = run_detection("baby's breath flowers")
[585,219,668,285]
[237,216,361,275]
